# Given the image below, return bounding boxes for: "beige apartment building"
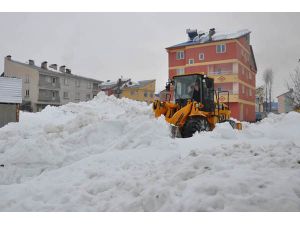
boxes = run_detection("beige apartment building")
[4,55,102,112]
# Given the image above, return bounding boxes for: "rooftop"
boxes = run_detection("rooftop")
[166,29,251,49]
[5,56,102,83]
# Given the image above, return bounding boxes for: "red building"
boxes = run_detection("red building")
[166,28,257,122]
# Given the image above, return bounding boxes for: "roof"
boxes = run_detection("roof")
[0,76,22,103]
[7,58,102,83]
[123,79,155,89]
[277,89,293,98]
[166,29,251,49]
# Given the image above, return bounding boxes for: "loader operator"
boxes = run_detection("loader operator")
[188,80,201,102]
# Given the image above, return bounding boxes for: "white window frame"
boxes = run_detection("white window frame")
[199,53,205,61]
[25,75,30,83]
[87,82,92,89]
[25,89,30,97]
[176,51,184,60]
[63,91,69,99]
[188,59,194,64]
[64,78,69,86]
[216,44,226,53]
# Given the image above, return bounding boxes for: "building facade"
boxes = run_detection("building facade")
[121,80,156,104]
[4,56,102,112]
[166,29,257,122]
[100,79,156,104]
[277,90,294,113]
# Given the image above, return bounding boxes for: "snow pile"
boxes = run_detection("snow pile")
[0,93,300,211]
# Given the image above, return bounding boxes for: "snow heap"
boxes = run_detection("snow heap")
[0,93,300,211]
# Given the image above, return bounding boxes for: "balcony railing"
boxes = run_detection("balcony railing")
[208,70,234,75]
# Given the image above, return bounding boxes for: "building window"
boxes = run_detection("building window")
[216,44,226,53]
[242,85,245,94]
[75,92,80,100]
[199,53,205,61]
[63,92,69,99]
[25,89,30,97]
[176,51,184,60]
[64,78,69,86]
[249,89,252,97]
[52,91,56,99]
[46,77,51,83]
[25,75,30,83]
[130,90,135,95]
[144,92,148,97]
[87,82,92,89]
[176,68,185,75]
[86,94,91,100]
[52,77,56,84]
[75,80,80,87]
[233,83,239,94]
[249,73,252,80]
[188,59,194,64]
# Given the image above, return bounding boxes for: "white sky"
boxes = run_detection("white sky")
[0,12,299,98]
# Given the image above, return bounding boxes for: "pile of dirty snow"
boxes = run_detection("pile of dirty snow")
[0,92,300,211]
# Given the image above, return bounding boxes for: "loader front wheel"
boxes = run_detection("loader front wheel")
[181,117,210,138]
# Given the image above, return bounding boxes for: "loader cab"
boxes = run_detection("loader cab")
[173,74,214,112]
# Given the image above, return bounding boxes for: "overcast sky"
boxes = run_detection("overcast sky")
[0,12,299,97]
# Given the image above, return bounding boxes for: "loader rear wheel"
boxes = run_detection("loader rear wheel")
[181,117,210,138]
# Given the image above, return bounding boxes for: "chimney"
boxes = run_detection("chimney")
[66,68,71,74]
[49,64,57,70]
[208,28,216,41]
[6,55,11,60]
[29,59,35,66]
[41,61,48,69]
[59,65,66,73]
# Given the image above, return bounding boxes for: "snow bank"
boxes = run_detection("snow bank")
[0,93,300,211]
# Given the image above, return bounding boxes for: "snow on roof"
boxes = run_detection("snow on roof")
[167,29,251,49]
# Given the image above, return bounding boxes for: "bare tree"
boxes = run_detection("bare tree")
[287,67,300,110]
[263,69,274,112]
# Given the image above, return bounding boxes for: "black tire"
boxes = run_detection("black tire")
[181,117,210,138]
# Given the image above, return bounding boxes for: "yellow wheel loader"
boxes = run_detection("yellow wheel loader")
[153,73,242,138]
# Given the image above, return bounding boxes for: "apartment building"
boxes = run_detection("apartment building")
[166,28,257,122]
[4,56,102,112]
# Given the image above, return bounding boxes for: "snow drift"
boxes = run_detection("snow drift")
[0,92,300,211]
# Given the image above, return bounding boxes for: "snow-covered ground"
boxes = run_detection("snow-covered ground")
[0,92,300,211]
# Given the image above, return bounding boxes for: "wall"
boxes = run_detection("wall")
[0,103,17,128]
[121,81,156,104]
[4,58,39,111]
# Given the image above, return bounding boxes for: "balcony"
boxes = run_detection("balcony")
[38,89,60,103]
[39,74,60,89]
[208,70,235,75]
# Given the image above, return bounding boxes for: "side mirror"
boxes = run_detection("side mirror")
[206,79,213,89]
[165,82,171,92]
